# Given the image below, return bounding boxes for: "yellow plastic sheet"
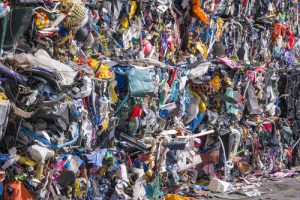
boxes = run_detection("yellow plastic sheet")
[17,156,36,167]
[210,75,220,92]
[88,58,99,69]
[129,1,137,19]
[196,42,208,58]
[0,92,8,100]
[199,100,207,113]
[109,83,118,103]
[101,113,109,131]
[75,179,87,196]
[121,18,129,29]
[216,18,224,41]
[91,63,115,79]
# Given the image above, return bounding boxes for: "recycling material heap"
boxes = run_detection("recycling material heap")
[0,0,300,199]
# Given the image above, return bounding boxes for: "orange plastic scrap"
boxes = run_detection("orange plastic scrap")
[165,194,196,200]
[191,0,210,25]
[3,181,34,200]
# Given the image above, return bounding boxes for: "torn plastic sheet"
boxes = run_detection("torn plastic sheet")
[20,126,80,149]
[85,149,108,168]
[31,50,78,86]
[0,100,10,140]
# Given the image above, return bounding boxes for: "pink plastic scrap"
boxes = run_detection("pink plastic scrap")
[269,170,295,178]
[216,56,242,69]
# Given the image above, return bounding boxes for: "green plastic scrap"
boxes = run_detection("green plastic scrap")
[226,87,238,114]
[15,173,28,181]
[104,151,114,159]
[216,93,238,104]
[279,13,286,21]
[145,174,164,200]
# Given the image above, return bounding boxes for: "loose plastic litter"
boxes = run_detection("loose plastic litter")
[0,0,299,199]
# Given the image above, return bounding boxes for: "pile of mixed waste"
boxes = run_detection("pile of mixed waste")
[0,0,299,199]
